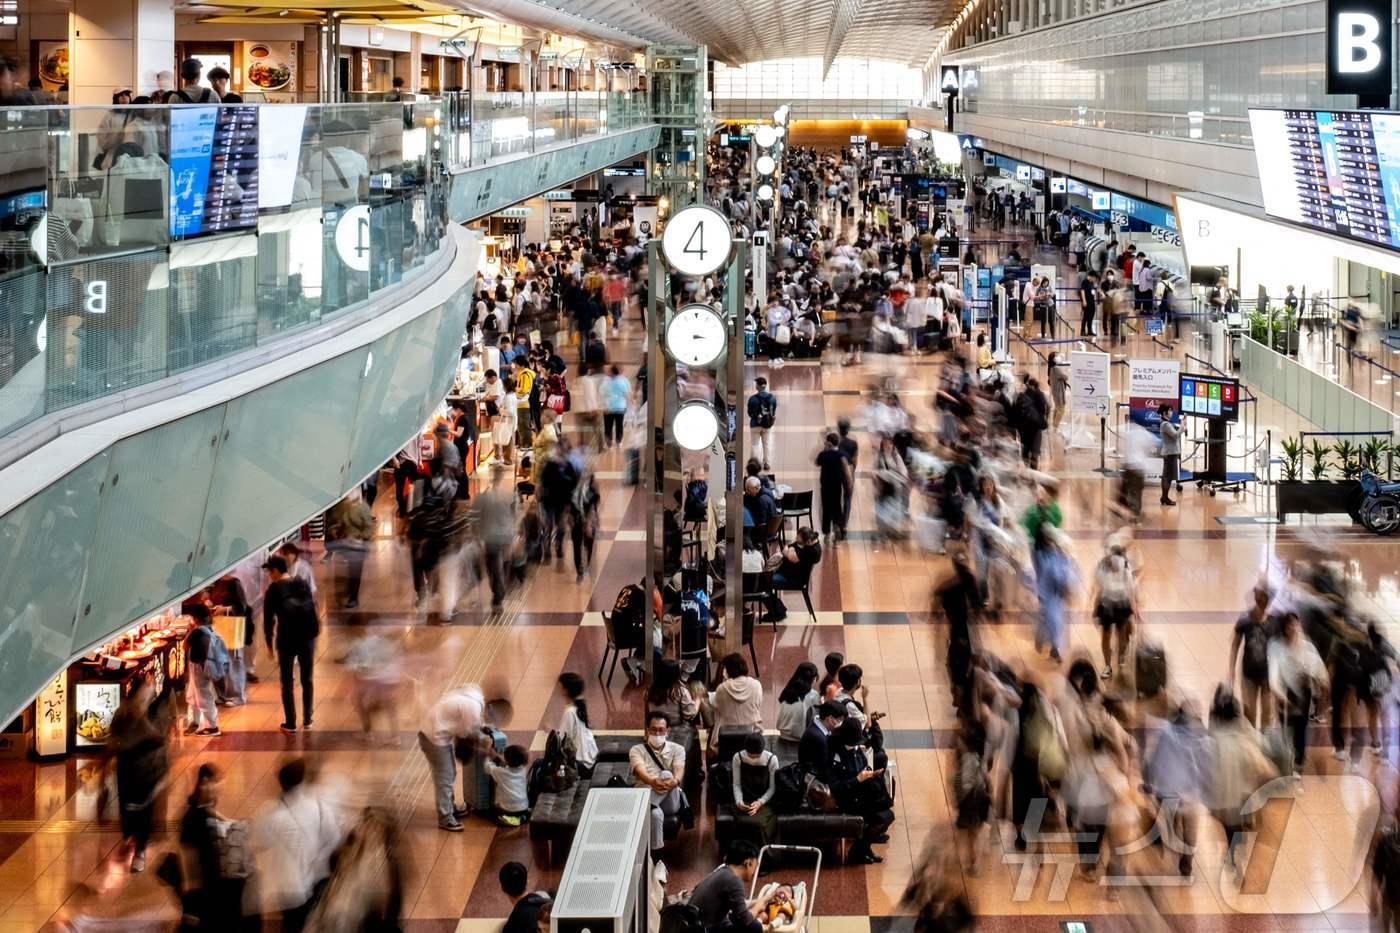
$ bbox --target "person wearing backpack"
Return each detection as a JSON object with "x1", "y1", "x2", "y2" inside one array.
[
  {"x1": 1229, "y1": 587, "x2": 1275, "y2": 729},
  {"x1": 173, "y1": 58, "x2": 219, "y2": 104},
  {"x1": 1092, "y1": 536, "x2": 1138, "y2": 680},
  {"x1": 263, "y1": 555, "x2": 320, "y2": 734},
  {"x1": 183, "y1": 604, "x2": 225, "y2": 737},
  {"x1": 746, "y1": 377, "x2": 778, "y2": 470}
]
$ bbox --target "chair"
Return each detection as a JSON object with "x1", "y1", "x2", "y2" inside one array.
[
  {"x1": 598, "y1": 611, "x2": 623, "y2": 686},
  {"x1": 740, "y1": 601, "x2": 760, "y2": 676},
  {"x1": 772, "y1": 572, "x2": 818, "y2": 623},
  {"x1": 779, "y1": 490, "x2": 814, "y2": 542},
  {"x1": 761, "y1": 514, "x2": 784, "y2": 557},
  {"x1": 743, "y1": 571, "x2": 778, "y2": 633}
]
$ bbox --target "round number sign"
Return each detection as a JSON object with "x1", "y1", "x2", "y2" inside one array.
[
  {"x1": 335, "y1": 204, "x2": 373, "y2": 273},
  {"x1": 661, "y1": 204, "x2": 732, "y2": 277}
]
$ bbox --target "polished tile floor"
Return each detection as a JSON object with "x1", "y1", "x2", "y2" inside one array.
[{"x1": 5, "y1": 226, "x2": 1400, "y2": 933}]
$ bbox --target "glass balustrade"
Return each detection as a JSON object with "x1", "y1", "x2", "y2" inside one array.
[{"x1": 0, "y1": 91, "x2": 652, "y2": 441}]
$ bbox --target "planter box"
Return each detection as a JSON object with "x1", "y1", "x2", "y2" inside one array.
[{"x1": 1277, "y1": 481, "x2": 1361, "y2": 522}]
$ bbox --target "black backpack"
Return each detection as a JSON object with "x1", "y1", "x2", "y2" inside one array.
[
  {"x1": 659, "y1": 903, "x2": 705, "y2": 933},
  {"x1": 531, "y1": 731, "x2": 578, "y2": 799},
  {"x1": 684, "y1": 480, "x2": 708, "y2": 522},
  {"x1": 755, "y1": 396, "x2": 776, "y2": 429},
  {"x1": 277, "y1": 578, "x2": 320, "y2": 642},
  {"x1": 772, "y1": 762, "x2": 808, "y2": 814}
]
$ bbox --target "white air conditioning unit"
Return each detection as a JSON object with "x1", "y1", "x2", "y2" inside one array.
[{"x1": 553, "y1": 788, "x2": 651, "y2": 933}]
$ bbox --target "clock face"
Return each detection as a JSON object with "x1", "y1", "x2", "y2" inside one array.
[
  {"x1": 672, "y1": 402, "x2": 720, "y2": 451},
  {"x1": 665, "y1": 304, "x2": 728, "y2": 367}
]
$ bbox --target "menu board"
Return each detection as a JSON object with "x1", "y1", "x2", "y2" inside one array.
[
  {"x1": 1179, "y1": 372, "x2": 1239, "y2": 422},
  {"x1": 1249, "y1": 108, "x2": 1400, "y2": 250},
  {"x1": 170, "y1": 105, "x2": 260, "y2": 238}
]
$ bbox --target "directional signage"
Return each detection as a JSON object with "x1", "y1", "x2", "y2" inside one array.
[
  {"x1": 1070, "y1": 350, "x2": 1111, "y2": 415},
  {"x1": 940, "y1": 65, "x2": 961, "y2": 96}
]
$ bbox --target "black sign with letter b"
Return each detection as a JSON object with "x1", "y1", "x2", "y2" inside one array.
[{"x1": 1326, "y1": 0, "x2": 1392, "y2": 97}]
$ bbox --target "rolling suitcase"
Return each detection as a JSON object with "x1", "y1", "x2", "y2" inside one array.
[
  {"x1": 1135, "y1": 640, "x2": 1167, "y2": 698},
  {"x1": 460, "y1": 726, "x2": 507, "y2": 813},
  {"x1": 744, "y1": 329, "x2": 757, "y2": 357}
]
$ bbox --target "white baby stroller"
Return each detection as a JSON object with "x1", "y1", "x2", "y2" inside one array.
[{"x1": 749, "y1": 845, "x2": 821, "y2": 933}]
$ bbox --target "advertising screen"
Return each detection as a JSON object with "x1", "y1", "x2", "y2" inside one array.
[
  {"x1": 1179, "y1": 372, "x2": 1240, "y2": 422},
  {"x1": 258, "y1": 104, "x2": 308, "y2": 210},
  {"x1": 1249, "y1": 108, "x2": 1400, "y2": 250},
  {"x1": 170, "y1": 105, "x2": 260, "y2": 238}
]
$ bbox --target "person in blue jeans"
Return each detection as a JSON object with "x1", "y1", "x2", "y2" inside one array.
[{"x1": 601, "y1": 364, "x2": 631, "y2": 448}]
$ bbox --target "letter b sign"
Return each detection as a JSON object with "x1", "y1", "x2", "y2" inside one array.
[{"x1": 1327, "y1": 0, "x2": 1392, "y2": 96}]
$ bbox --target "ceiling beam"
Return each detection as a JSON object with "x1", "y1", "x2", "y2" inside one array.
[{"x1": 821, "y1": 0, "x2": 861, "y2": 77}]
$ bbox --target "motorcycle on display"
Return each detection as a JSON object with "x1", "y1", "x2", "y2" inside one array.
[{"x1": 1359, "y1": 471, "x2": 1400, "y2": 535}]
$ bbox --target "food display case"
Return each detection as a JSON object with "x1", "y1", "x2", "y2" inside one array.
[{"x1": 66, "y1": 610, "x2": 192, "y2": 752}]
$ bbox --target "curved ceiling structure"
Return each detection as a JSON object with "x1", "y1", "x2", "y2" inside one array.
[{"x1": 182, "y1": 0, "x2": 949, "y2": 69}]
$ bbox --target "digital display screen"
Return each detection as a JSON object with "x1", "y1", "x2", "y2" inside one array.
[
  {"x1": 1179, "y1": 372, "x2": 1240, "y2": 422},
  {"x1": 258, "y1": 104, "x2": 308, "y2": 210},
  {"x1": 170, "y1": 105, "x2": 260, "y2": 238},
  {"x1": 1249, "y1": 108, "x2": 1400, "y2": 249}
]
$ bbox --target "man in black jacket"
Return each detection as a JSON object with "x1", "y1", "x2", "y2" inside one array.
[
  {"x1": 797, "y1": 701, "x2": 846, "y2": 784},
  {"x1": 263, "y1": 555, "x2": 320, "y2": 733}
]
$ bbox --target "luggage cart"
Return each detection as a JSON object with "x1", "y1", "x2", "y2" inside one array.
[{"x1": 747, "y1": 845, "x2": 822, "y2": 933}]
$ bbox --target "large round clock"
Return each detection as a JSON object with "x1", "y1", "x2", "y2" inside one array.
[
  {"x1": 672, "y1": 401, "x2": 721, "y2": 452},
  {"x1": 665, "y1": 303, "x2": 728, "y2": 367}
]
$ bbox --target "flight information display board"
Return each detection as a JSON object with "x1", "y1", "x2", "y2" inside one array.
[
  {"x1": 170, "y1": 105, "x2": 260, "y2": 238},
  {"x1": 1249, "y1": 108, "x2": 1400, "y2": 249}
]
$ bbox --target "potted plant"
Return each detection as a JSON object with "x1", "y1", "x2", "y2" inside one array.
[
  {"x1": 1360, "y1": 437, "x2": 1388, "y2": 476},
  {"x1": 1280, "y1": 436, "x2": 1302, "y2": 482},
  {"x1": 1277, "y1": 435, "x2": 1364, "y2": 522},
  {"x1": 1308, "y1": 439, "x2": 1330, "y2": 481},
  {"x1": 1335, "y1": 440, "x2": 1361, "y2": 480}
]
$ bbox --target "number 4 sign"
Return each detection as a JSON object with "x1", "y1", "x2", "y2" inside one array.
[{"x1": 661, "y1": 204, "x2": 733, "y2": 277}]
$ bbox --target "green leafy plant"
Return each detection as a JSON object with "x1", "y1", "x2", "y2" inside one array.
[
  {"x1": 1280, "y1": 436, "x2": 1302, "y2": 482},
  {"x1": 1361, "y1": 437, "x2": 1388, "y2": 474},
  {"x1": 1308, "y1": 439, "x2": 1331, "y2": 481},
  {"x1": 1335, "y1": 440, "x2": 1361, "y2": 480}
]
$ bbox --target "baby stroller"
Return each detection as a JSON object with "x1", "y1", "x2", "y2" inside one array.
[{"x1": 748, "y1": 845, "x2": 821, "y2": 933}]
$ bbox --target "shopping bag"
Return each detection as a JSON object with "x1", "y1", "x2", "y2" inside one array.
[{"x1": 914, "y1": 514, "x2": 946, "y2": 554}]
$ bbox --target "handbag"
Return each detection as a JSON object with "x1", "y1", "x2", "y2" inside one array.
[
  {"x1": 742, "y1": 548, "x2": 764, "y2": 574},
  {"x1": 774, "y1": 324, "x2": 792, "y2": 345},
  {"x1": 806, "y1": 774, "x2": 838, "y2": 812}
]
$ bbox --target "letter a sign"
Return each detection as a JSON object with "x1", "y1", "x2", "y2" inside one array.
[
  {"x1": 1326, "y1": 0, "x2": 1391, "y2": 96},
  {"x1": 940, "y1": 65, "x2": 961, "y2": 96}
]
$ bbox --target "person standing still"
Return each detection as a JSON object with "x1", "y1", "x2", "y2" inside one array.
[
  {"x1": 1158, "y1": 404, "x2": 1180, "y2": 507},
  {"x1": 263, "y1": 555, "x2": 320, "y2": 733},
  {"x1": 815, "y1": 432, "x2": 853, "y2": 545},
  {"x1": 747, "y1": 376, "x2": 778, "y2": 470}
]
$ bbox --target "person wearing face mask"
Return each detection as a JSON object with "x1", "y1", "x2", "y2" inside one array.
[
  {"x1": 630, "y1": 712, "x2": 691, "y2": 849},
  {"x1": 729, "y1": 733, "x2": 779, "y2": 845},
  {"x1": 831, "y1": 718, "x2": 892, "y2": 864}
]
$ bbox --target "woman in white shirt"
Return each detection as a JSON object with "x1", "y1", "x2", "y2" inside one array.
[
  {"x1": 902, "y1": 285, "x2": 929, "y2": 353},
  {"x1": 775, "y1": 661, "x2": 820, "y2": 745},
  {"x1": 557, "y1": 672, "x2": 598, "y2": 776},
  {"x1": 493, "y1": 376, "x2": 519, "y2": 466}
]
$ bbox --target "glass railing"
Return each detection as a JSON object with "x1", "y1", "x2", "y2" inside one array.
[
  {"x1": 0, "y1": 100, "x2": 452, "y2": 440},
  {"x1": 0, "y1": 92, "x2": 653, "y2": 443},
  {"x1": 441, "y1": 89, "x2": 650, "y2": 166}
]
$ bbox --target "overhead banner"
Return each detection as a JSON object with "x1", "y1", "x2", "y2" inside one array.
[
  {"x1": 940, "y1": 65, "x2": 961, "y2": 96},
  {"x1": 1127, "y1": 358, "x2": 1180, "y2": 431}
]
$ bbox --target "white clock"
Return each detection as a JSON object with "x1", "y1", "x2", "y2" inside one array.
[
  {"x1": 661, "y1": 204, "x2": 732, "y2": 277},
  {"x1": 665, "y1": 303, "x2": 728, "y2": 367},
  {"x1": 672, "y1": 401, "x2": 721, "y2": 451}
]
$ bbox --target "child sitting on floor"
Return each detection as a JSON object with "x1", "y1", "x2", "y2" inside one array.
[{"x1": 483, "y1": 744, "x2": 531, "y2": 826}]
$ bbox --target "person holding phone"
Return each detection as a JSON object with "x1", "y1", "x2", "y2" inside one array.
[{"x1": 831, "y1": 718, "x2": 893, "y2": 864}]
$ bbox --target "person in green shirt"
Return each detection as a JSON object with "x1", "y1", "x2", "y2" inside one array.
[{"x1": 1021, "y1": 482, "x2": 1063, "y2": 543}]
